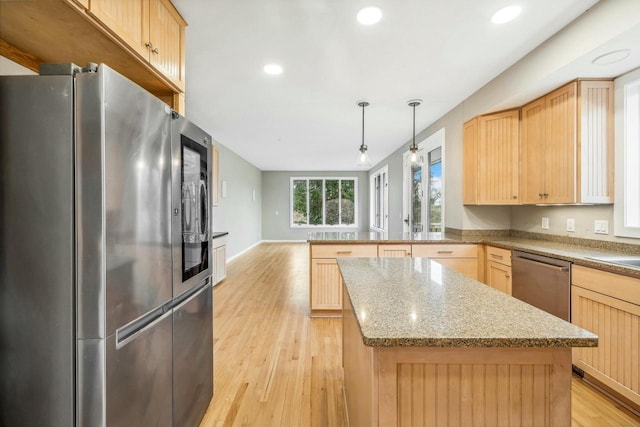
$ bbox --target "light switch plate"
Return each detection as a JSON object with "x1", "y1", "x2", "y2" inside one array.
[
  {"x1": 541, "y1": 217, "x2": 550, "y2": 230},
  {"x1": 594, "y1": 220, "x2": 609, "y2": 234},
  {"x1": 566, "y1": 218, "x2": 575, "y2": 232}
]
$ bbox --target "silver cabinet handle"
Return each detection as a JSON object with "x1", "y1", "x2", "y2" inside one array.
[
  {"x1": 437, "y1": 250, "x2": 454, "y2": 254},
  {"x1": 152, "y1": 47, "x2": 159, "y2": 54},
  {"x1": 505, "y1": 274, "x2": 511, "y2": 278},
  {"x1": 145, "y1": 42, "x2": 153, "y2": 49},
  {"x1": 490, "y1": 253, "x2": 504, "y2": 259},
  {"x1": 336, "y1": 251, "x2": 352, "y2": 254}
]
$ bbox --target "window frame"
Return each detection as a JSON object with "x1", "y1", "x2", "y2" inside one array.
[
  {"x1": 614, "y1": 68, "x2": 640, "y2": 239},
  {"x1": 369, "y1": 165, "x2": 388, "y2": 232},
  {"x1": 289, "y1": 177, "x2": 359, "y2": 228}
]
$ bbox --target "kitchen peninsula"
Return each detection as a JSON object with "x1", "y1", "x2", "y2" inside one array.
[{"x1": 339, "y1": 257, "x2": 597, "y2": 427}]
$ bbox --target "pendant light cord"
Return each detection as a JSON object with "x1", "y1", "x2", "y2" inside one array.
[
  {"x1": 412, "y1": 103, "x2": 416, "y2": 150},
  {"x1": 362, "y1": 103, "x2": 365, "y2": 149}
]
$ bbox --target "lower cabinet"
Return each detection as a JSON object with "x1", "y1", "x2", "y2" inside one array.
[
  {"x1": 213, "y1": 236, "x2": 227, "y2": 285},
  {"x1": 309, "y1": 243, "x2": 478, "y2": 316},
  {"x1": 310, "y1": 244, "x2": 377, "y2": 316},
  {"x1": 485, "y1": 246, "x2": 512, "y2": 295},
  {"x1": 310, "y1": 259, "x2": 342, "y2": 311},
  {"x1": 411, "y1": 244, "x2": 479, "y2": 280},
  {"x1": 571, "y1": 266, "x2": 640, "y2": 409}
]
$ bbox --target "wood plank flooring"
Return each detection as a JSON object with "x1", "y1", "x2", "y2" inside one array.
[{"x1": 200, "y1": 242, "x2": 640, "y2": 427}]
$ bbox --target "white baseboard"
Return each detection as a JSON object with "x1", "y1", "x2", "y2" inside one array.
[
  {"x1": 227, "y1": 240, "x2": 308, "y2": 263},
  {"x1": 227, "y1": 240, "x2": 263, "y2": 263}
]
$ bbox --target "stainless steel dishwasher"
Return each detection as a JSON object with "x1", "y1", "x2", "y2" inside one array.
[{"x1": 511, "y1": 250, "x2": 572, "y2": 321}]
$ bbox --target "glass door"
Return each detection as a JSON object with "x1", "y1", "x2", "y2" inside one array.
[
  {"x1": 403, "y1": 128, "x2": 445, "y2": 236},
  {"x1": 403, "y1": 149, "x2": 425, "y2": 233}
]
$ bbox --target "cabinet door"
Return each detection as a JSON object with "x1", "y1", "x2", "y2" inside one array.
[
  {"x1": 578, "y1": 80, "x2": 614, "y2": 203},
  {"x1": 89, "y1": 0, "x2": 149, "y2": 59},
  {"x1": 520, "y1": 97, "x2": 546, "y2": 204},
  {"x1": 544, "y1": 82, "x2": 577, "y2": 203},
  {"x1": 477, "y1": 110, "x2": 520, "y2": 204},
  {"x1": 378, "y1": 244, "x2": 411, "y2": 258},
  {"x1": 572, "y1": 285, "x2": 640, "y2": 407},
  {"x1": 433, "y1": 258, "x2": 478, "y2": 281},
  {"x1": 148, "y1": 0, "x2": 186, "y2": 90},
  {"x1": 486, "y1": 261, "x2": 512, "y2": 295},
  {"x1": 214, "y1": 245, "x2": 226, "y2": 284},
  {"x1": 311, "y1": 259, "x2": 342, "y2": 310},
  {"x1": 462, "y1": 118, "x2": 478, "y2": 205}
]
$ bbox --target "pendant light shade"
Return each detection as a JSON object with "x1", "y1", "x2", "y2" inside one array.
[
  {"x1": 356, "y1": 101, "x2": 371, "y2": 168},
  {"x1": 408, "y1": 99, "x2": 422, "y2": 164}
]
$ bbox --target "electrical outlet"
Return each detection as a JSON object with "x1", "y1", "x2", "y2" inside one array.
[
  {"x1": 566, "y1": 218, "x2": 575, "y2": 232},
  {"x1": 594, "y1": 220, "x2": 609, "y2": 234},
  {"x1": 541, "y1": 217, "x2": 550, "y2": 230}
]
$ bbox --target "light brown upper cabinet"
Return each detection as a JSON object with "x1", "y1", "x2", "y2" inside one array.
[
  {"x1": 89, "y1": 0, "x2": 186, "y2": 91},
  {"x1": 520, "y1": 80, "x2": 614, "y2": 204},
  {"x1": 462, "y1": 118, "x2": 478, "y2": 205},
  {"x1": 464, "y1": 109, "x2": 520, "y2": 205}
]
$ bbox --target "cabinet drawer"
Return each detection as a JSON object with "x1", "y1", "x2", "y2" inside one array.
[
  {"x1": 378, "y1": 244, "x2": 411, "y2": 258},
  {"x1": 411, "y1": 244, "x2": 477, "y2": 258},
  {"x1": 311, "y1": 244, "x2": 378, "y2": 259},
  {"x1": 572, "y1": 265, "x2": 640, "y2": 306},
  {"x1": 486, "y1": 246, "x2": 511, "y2": 266}
]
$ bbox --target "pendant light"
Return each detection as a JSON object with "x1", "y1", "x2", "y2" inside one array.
[
  {"x1": 408, "y1": 99, "x2": 422, "y2": 164},
  {"x1": 356, "y1": 101, "x2": 371, "y2": 168}
]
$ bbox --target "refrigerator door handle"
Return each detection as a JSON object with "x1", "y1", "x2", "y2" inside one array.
[
  {"x1": 173, "y1": 281, "x2": 211, "y2": 312},
  {"x1": 116, "y1": 306, "x2": 173, "y2": 349}
]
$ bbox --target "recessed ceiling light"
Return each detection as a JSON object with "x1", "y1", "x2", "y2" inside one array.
[
  {"x1": 491, "y1": 5, "x2": 521, "y2": 24},
  {"x1": 357, "y1": 7, "x2": 382, "y2": 25},
  {"x1": 263, "y1": 64, "x2": 283, "y2": 75},
  {"x1": 592, "y1": 49, "x2": 631, "y2": 65}
]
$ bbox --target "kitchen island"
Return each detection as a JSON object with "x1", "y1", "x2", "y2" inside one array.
[{"x1": 338, "y1": 257, "x2": 597, "y2": 427}]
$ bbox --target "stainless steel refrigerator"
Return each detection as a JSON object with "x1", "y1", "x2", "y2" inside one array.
[{"x1": 0, "y1": 63, "x2": 213, "y2": 427}]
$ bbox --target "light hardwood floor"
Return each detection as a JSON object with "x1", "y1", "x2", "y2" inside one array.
[{"x1": 200, "y1": 242, "x2": 640, "y2": 427}]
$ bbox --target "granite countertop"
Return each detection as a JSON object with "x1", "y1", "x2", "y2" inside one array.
[
  {"x1": 338, "y1": 257, "x2": 598, "y2": 348},
  {"x1": 485, "y1": 238, "x2": 640, "y2": 279},
  {"x1": 309, "y1": 231, "x2": 640, "y2": 279},
  {"x1": 307, "y1": 231, "x2": 478, "y2": 243}
]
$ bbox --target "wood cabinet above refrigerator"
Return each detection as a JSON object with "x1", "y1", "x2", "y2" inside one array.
[{"x1": 0, "y1": 0, "x2": 186, "y2": 111}]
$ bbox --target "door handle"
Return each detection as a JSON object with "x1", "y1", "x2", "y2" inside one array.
[{"x1": 403, "y1": 216, "x2": 410, "y2": 225}]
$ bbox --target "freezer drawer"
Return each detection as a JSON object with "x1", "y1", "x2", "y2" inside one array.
[
  {"x1": 78, "y1": 309, "x2": 173, "y2": 427},
  {"x1": 173, "y1": 282, "x2": 213, "y2": 427}
]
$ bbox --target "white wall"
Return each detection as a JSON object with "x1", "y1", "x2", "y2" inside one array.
[
  {"x1": 212, "y1": 142, "x2": 262, "y2": 258},
  {"x1": 0, "y1": 56, "x2": 36, "y2": 75}
]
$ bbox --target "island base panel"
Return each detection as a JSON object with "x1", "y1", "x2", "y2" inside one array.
[{"x1": 343, "y1": 290, "x2": 572, "y2": 427}]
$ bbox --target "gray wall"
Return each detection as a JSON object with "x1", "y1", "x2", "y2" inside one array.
[
  {"x1": 369, "y1": 1, "x2": 640, "y2": 243},
  {"x1": 262, "y1": 171, "x2": 369, "y2": 240},
  {"x1": 212, "y1": 142, "x2": 262, "y2": 258}
]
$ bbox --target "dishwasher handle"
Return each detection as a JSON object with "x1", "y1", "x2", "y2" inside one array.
[{"x1": 513, "y1": 256, "x2": 570, "y2": 272}]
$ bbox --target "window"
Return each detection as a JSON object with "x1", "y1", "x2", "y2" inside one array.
[
  {"x1": 614, "y1": 70, "x2": 640, "y2": 239},
  {"x1": 369, "y1": 165, "x2": 388, "y2": 231},
  {"x1": 290, "y1": 177, "x2": 358, "y2": 227}
]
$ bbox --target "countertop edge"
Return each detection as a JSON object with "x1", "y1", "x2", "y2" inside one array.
[{"x1": 361, "y1": 336, "x2": 599, "y2": 348}]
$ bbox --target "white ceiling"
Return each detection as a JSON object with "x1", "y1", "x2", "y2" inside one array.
[{"x1": 173, "y1": 0, "x2": 606, "y2": 171}]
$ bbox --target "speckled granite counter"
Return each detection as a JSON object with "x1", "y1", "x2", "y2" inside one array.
[
  {"x1": 485, "y1": 237, "x2": 640, "y2": 279},
  {"x1": 309, "y1": 231, "x2": 640, "y2": 279},
  {"x1": 307, "y1": 231, "x2": 476, "y2": 244},
  {"x1": 338, "y1": 257, "x2": 597, "y2": 348}
]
